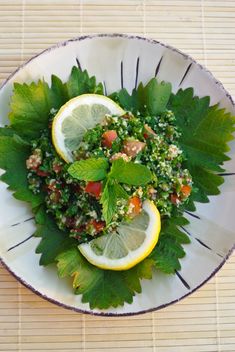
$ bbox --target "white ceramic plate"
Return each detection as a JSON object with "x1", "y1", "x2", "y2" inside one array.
[{"x1": 0, "y1": 34, "x2": 234, "y2": 316}]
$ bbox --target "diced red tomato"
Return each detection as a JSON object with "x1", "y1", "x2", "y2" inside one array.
[
  {"x1": 85, "y1": 181, "x2": 102, "y2": 198},
  {"x1": 47, "y1": 180, "x2": 57, "y2": 191},
  {"x1": 102, "y1": 130, "x2": 118, "y2": 148},
  {"x1": 71, "y1": 225, "x2": 86, "y2": 240},
  {"x1": 30, "y1": 165, "x2": 39, "y2": 171},
  {"x1": 123, "y1": 140, "x2": 146, "y2": 157},
  {"x1": 128, "y1": 196, "x2": 142, "y2": 217},
  {"x1": 143, "y1": 124, "x2": 156, "y2": 139},
  {"x1": 66, "y1": 217, "x2": 76, "y2": 228},
  {"x1": 181, "y1": 185, "x2": 192, "y2": 197},
  {"x1": 170, "y1": 193, "x2": 180, "y2": 205},
  {"x1": 91, "y1": 220, "x2": 105, "y2": 233},
  {"x1": 53, "y1": 163, "x2": 63, "y2": 174},
  {"x1": 50, "y1": 190, "x2": 61, "y2": 203},
  {"x1": 73, "y1": 225, "x2": 86, "y2": 233},
  {"x1": 36, "y1": 169, "x2": 50, "y2": 177}
]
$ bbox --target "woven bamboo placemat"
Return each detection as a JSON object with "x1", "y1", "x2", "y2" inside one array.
[{"x1": 0, "y1": 1, "x2": 235, "y2": 351}]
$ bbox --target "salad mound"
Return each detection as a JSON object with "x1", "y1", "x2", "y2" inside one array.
[
  {"x1": 0, "y1": 66, "x2": 234, "y2": 309},
  {"x1": 26, "y1": 108, "x2": 192, "y2": 244}
]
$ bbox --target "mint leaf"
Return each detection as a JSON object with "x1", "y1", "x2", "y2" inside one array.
[
  {"x1": 68, "y1": 158, "x2": 109, "y2": 181},
  {"x1": 100, "y1": 182, "x2": 129, "y2": 224},
  {"x1": 56, "y1": 247, "x2": 154, "y2": 309},
  {"x1": 100, "y1": 180, "x2": 117, "y2": 224},
  {"x1": 0, "y1": 133, "x2": 43, "y2": 208},
  {"x1": 35, "y1": 206, "x2": 76, "y2": 265},
  {"x1": 110, "y1": 159, "x2": 152, "y2": 185},
  {"x1": 168, "y1": 88, "x2": 235, "y2": 207},
  {"x1": 67, "y1": 67, "x2": 103, "y2": 99},
  {"x1": 113, "y1": 183, "x2": 129, "y2": 199}
]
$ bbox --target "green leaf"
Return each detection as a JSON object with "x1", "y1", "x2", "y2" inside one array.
[
  {"x1": 150, "y1": 214, "x2": 190, "y2": 274},
  {"x1": 0, "y1": 127, "x2": 14, "y2": 137},
  {"x1": 78, "y1": 270, "x2": 134, "y2": 309},
  {"x1": 110, "y1": 158, "x2": 152, "y2": 185},
  {"x1": 100, "y1": 182, "x2": 128, "y2": 224},
  {"x1": 66, "y1": 66, "x2": 103, "y2": 99},
  {"x1": 9, "y1": 80, "x2": 54, "y2": 141},
  {"x1": 51, "y1": 74, "x2": 69, "y2": 108},
  {"x1": 34, "y1": 206, "x2": 76, "y2": 266},
  {"x1": 0, "y1": 134, "x2": 43, "y2": 208},
  {"x1": 168, "y1": 88, "x2": 235, "y2": 206},
  {"x1": 100, "y1": 180, "x2": 117, "y2": 224},
  {"x1": 113, "y1": 183, "x2": 129, "y2": 199},
  {"x1": 151, "y1": 235, "x2": 185, "y2": 274},
  {"x1": 8, "y1": 67, "x2": 104, "y2": 141},
  {"x1": 68, "y1": 158, "x2": 109, "y2": 181},
  {"x1": 56, "y1": 247, "x2": 155, "y2": 309},
  {"x1": 143, "y1": 78, "x2": 172, "y2": 115},
  {"x1": 123, "y1": 258, "x2": 154, "y2": 293},
  {"x1": 111, "y1": 78, "x2": 172, "y2": 115},
  {"x1": 110, "y1": 88, "x2": 140, "y2": 113}
]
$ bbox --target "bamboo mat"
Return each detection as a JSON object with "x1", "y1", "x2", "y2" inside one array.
[{"x1": 0, "y1": 1, "x2": 235, "y2": 351}]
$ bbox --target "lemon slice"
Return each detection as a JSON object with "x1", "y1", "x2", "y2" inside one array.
[
  {"x1": 52, "y1": 94, "x2": 125, "y2": 162},
  {"x1": 79, "y1": 200, "x2": 161, "y2": 271}
]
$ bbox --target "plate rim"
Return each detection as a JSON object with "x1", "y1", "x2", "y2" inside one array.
[{"x1": 0, "y1": 33, "x2": 234, "y2": 316}]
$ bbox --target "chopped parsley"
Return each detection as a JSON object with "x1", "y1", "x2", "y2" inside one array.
[{"x1": 26, "y1": 109, "x2": 192, "y2": 243}]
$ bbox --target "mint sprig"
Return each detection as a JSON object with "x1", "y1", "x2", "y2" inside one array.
[
  {"x1": 100, "y1": 180, "x2": 117, "y2": 224},
  {"x1": 68, "y1": 157, "x2": 153, "y2": 223},
  {"x1": 110, "y1": 158, "x2": 153, "y2": 185},
  {"x1": 68, "y1": 158, "x2": 109, "y2": 181}
]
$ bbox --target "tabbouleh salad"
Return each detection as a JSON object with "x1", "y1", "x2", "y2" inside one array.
[{"x1": 26, "y1": 109, "x2": 192, "y2": 243}]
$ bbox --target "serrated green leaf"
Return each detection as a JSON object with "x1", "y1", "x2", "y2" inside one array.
[
  {"x1": 144, "y1": 78, "x2": 172, "y2": 115},
  {"x1": 56, "y1": 247, "x2": 154, "y2": 309},
  {"x1": 51, "y1": 74, "x2": 69, "y2": 108},
  {"x1": 111, "y1": 78, "x2": 171, "y2": 115},
  {"x1": 168, "y1": 88, "x2": 235, "y2": 207},
  {"x1": 123, "y1": 258, "x2": 155, "y2": 293},
  {"x1": 9, "y1": 80, "x2": 53, "y2": 140},
  {"x1": 67, "y1": 66, "x2": 103, "y2": 99},
  {"x1": 110, "y1": 158, "x2": 152, "y2": 186},
  {"x1": 68, "y1": 158, "x2": 109, "y2": 181},
  {"x1": 110, "y1": 88, "x2": 139, "y2": 113},
  {"x1": 0, "y1": 134, "x2": 43, "y2": 208},
  {"x1": 150, "y1": 214, "x2": 190, "y2": 274},
  {"x1": 8, "y1": 67, "x2": 104, "y2": 141},
  {"x1": 0, "y1": 127, "x2": 14, "y2": 137},
  {"x1": 150, "y1": 235, "x2": 185, "y2": 274},
  {"x1": 34, "y1": 206, "x2": 76, "y2": 266}
]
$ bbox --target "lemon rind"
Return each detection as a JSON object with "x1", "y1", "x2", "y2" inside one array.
[{"x1": 79, "y1": 200, "x2": 161, "y2": 271}]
